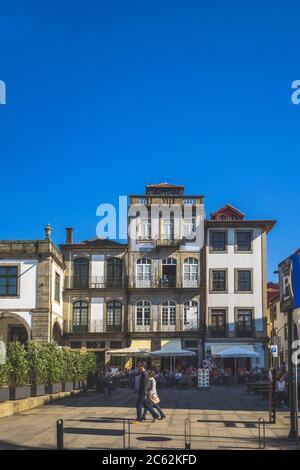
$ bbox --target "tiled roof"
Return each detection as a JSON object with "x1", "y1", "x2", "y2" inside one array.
[
  {"x1": 60, "y1": 238, "x2": 127, "y2": 248},
  {"x1": 146, "y1": 182, "x2": 184, "y2": 189},
  {"x1": 211, "y1": 204, "x2": 245, "y2": 219}
]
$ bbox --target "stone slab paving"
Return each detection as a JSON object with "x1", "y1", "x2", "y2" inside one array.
[{"x1": 0, "y1": 385, "x2": 298, "y2": 450}]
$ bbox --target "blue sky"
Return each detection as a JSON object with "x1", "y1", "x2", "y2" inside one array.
[{"x1": 0, "y1": 1, "x2": 299, "y2": 280}]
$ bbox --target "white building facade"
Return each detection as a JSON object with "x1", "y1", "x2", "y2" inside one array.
[{"x1": 205, "y1": 204, "x2": 276, "y2": 370}]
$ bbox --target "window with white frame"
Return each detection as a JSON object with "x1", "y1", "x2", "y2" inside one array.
[
  {"x1": 183, "y1": 258, "x2": 198, "y2": 287},
  {"x1": 162, "y1": 214, "x2": 175, "y2": 240},
  {"x1": 184, "y1": 300, "x2": 198, "y2": 327},
  {"x1": 136, "y1": 258, "x2": 151, "y2": 286},
  {"x1": 138, "y1": 218, "x2": 151, "y2": 240},
  {"x1": 161, "y1": 300, "x2": 176, "y2": 326},
  {"x1": 136, "y1": 300, "x2": 151, "y2": 326}
]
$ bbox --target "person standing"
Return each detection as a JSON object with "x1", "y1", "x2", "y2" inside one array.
[
  {"x1": 142, "y1": 371, "x2": 166, "y2": 420},
  {"x1": 134, "y1": 362, "x2": 159, "y2": 423}
]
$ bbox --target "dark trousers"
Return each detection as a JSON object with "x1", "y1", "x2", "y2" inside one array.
[
  {"x1": 142, "y1": 402, "x2": 166, "y2": 420},
  {"x1": 136, "y1": 394, "x2": 159, "y2": 421}
]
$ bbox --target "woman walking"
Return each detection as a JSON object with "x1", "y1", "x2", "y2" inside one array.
[{"x1": 142, "y1": 371, "x2": 166, "y2": 420}]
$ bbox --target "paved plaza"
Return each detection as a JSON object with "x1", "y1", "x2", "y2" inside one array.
[{"x1": 0, "y1": 385, "x2": 298, "y2": 450}]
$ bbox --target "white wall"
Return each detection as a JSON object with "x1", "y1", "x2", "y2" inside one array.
[
  {"x1": 91, "y1": 254, "x2": 105, "y2": 279},
  {"x1": 207, "y1": 228, "x2": 263, "y2": 332},
  {"x1": 90, "y1": 297, "x2": 104, "y2": 332},
  {"x1": 0, "y1": 259, "x2": 37, "y2": 310}
]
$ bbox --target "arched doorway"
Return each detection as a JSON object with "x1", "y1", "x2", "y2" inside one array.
[
  {"x1": 0, "y1": 312, "x2": 30, "y2": 345},
  {"x1": 52, "y1": 321, "x2": 62, "y2": 344}
]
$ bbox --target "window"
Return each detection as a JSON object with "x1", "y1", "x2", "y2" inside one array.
[
  {"x1": 136, "y1": 300, "x2": 151, "y2": 327},
  {"x1": 106, "y1": 301, "x2": 122, "y2": 332},
  {"x1": 70, "y1": 342, "x2": 82, "y2": 349},
  {"x1": 184, "y1": 218, "x2": 196, "y2": 238},
  {"x1": 183, "y1": 300, "x2": 198, "y2": 329},
  {"x1": 210, "y1": 231, "x2": 227, "y2": 251},
  {"x1": 183, "y1": 258, "x2": 198, "y2": 287},
  {"x1": 161, "y1": 301, "x2": 176, "y2": 326},
  {"x1": 54, "y1": 272, "x2": 60, "y2": 303},
  {"x1": 86, "y1": 341, "x2": 105, "y2": 349},
  {"x1": 0, "y1": 266, "x2": 18, "y2": 296},
  {"x1": 211, "y1": 270, "x2": 227, "y2": 291},
  {"x1": 72, "y1": 300, "x2": 88, "y2": 333},
  {"x1": 185, "y1": 340, "x2": 198, "y2": 348},
  {"x1": 73, "y1": 258, "x2": 89, "y2": 288},
  {"x1": 236, "y1": 270, "x2": 252, "y2": 292},
  {"x1": 110, "y1": 341, "x2": 122, "y2": 349},
  {"x1": 106, "y1": 257, "x2": 123, "y2": 288},
  {"x1": 211, "y1": 309, "x2": 226, "y2": 337},
  {"x1": 161, "y1": 258, "x2": 177, "y2": 287},
  {"x1": 138, "y1": 218, "x2": 151, "y2": 240},
  {"x1": 236, "y1": 231, "x2": 252, "y2": 252},
  {"x1": 237, "y1": 309, "x2": 253, "y2": 337},
  {"x1": 136, "y1": 258, "x2": 152, "y2": 287},
  {"x1": 162, "y1": 214, "x2": 175, "y2": 240}
]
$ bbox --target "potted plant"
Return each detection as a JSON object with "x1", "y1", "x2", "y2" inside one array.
[
  {"x1": 44, "y1": 343, "x2": 63, "y2": 394},
  {"x1": 61, "y1": 349, "x2": 74, "y2": 392},
  {"x1": 6, "y1": 341, "x2": 30, "y2": 400},
  {"x1": 28, "y1": 341, "x2": 48, "y2": 397},
  {"x1": 0, "y1": 363, "x2": 9, "y2": 403},
  {"x1": 69, "y1": 350, "x2": 83, "y2": 390}
]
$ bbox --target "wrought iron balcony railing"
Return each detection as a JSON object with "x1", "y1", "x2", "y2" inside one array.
[
  {"x1": 65, "y1": 275, "x2": 125, "y2": 289},
  {"x1": 129, "y1": 276, "x2": 200, "y2": 288}
]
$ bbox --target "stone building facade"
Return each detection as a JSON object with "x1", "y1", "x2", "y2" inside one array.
[{"x1": 0, "y1": 225, "x2": 64, "y2": 345}]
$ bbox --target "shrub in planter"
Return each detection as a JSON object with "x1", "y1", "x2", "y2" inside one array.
[
  {"x1": 43, "y1": 343, "x2": 63, "y2": 394},
  {"x1": 6, "y1": 341, "x2": 30, "y2": 400},
  {"x1": 27, "y1": 341, "x2": 48, "y2": 397},
  {"x1": 60, "y1": 349, "x2": 74, "y2": 392},
  {"x1": 0, "y1": 363, "x2": 9, "y2": 403}
]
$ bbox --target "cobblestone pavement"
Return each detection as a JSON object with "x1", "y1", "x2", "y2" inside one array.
[{"x1": 0, "y1": 385, "x2": 298, "y2": 450}]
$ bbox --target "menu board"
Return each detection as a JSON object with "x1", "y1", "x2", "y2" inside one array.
[{"x1": 198, "y1": 368, "x2": 210, "y2": 389}]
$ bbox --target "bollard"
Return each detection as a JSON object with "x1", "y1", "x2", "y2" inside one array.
[
  {"x1": 185, "y1": 417, "x2": 191, "y2": 449},
  {"x1": 258, "y1": 417, "x2": 266, "y2": 449},
  {"x1": 127, "y1": 419, "x2": 131, "y2": 449},
  {"x1": 123, "y1": 419, "x2": 126, "y2": 449},
  {"x1": 56, "y1": 419, "x2": 64, "y2": 450}
]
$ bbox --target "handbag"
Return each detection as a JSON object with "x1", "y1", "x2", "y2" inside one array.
[{"x1": 149, "y1": 392, "x2": 160, "y2": 404}]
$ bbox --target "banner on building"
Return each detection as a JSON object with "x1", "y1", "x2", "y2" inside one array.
[{"x1": 279, "y1": 253, "x2": 300, "y2": 312}]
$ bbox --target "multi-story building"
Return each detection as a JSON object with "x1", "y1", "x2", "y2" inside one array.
[
  {"x1": 0, "y1": 185, "x2": 277, "y2": 374},
  {"x1": 205, "y1": 204, "x2": 276, "y2": 371},
  {"x1": 121, "y1": 183, "x2": 205, "y2": 369},
  {"x1": 60, "y1": 229, "x2": 127, "y2": 368},
  {"x1": 0, "y1": 225, "x2": 64, "y2": 345}
]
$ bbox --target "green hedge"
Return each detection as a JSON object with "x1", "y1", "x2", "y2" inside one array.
[{"x1": 1, "y1": 341, "x2": 96, "y2": 387}]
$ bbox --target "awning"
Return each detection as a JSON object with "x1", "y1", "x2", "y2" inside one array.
[
  {"x1": 107, "y1": 339, "x2": 151, "y2": 356},
  {"x1": 149, "y1": 338, "x2": 196, "y2": 357},
  {"x1": 210, "y1": 343, "x2": 258, "y2": 358}
]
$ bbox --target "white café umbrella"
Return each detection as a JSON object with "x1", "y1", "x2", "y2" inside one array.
[{"x1": 149, "y1": 339, "x2": 196, "y2": 371}]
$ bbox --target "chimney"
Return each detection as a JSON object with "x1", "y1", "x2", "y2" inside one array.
[
  {"x1": 66, "y1": 227, "x2": 73, "y2": 244},
  {"x1": 44, "y1": 223, "x2": 52, "y2": 240}
]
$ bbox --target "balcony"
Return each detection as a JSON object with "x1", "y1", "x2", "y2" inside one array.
[
  {"x1": 63, "y1": 320, "x2": 120, "y2": 334},
  {"x1": 130, "y1": 320, "x2": 200, "y2": 333},
  {"x1": 236, "y1": 328, "x2": 254, "y2": 338},
  {"x1": 130, "y1": 276, "x2": 200, "y2": 288},
  {"x1": 65, "y1": 275, "x2": 126, "y2": 289},
  {"x1": 156, "y1": 238, "x2": 181, "y2": 247}
]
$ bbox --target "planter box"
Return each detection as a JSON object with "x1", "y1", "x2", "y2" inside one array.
[
  {"x1": 0, "y1": 387, "x2": 9, "y2": 403},
  {"x1": 73, "y1": 380, "x2": 82, "y2": 390},
  {"x1": 31, "y1": 384, "x2": 46, "y2": 397},
  {"x1": 45, "y1": 383, "x2": 62, "y2": 394},
  {"x1": 9, "y1": 385, "x2": 31, "y2": 401},
  {"x1": 62, "y1": 381, "x2": 73, "y2": 392}
]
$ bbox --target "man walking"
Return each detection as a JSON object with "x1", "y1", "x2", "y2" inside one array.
[{"x1": 134, "y1": 362, "x2": 160, "y2": 423}]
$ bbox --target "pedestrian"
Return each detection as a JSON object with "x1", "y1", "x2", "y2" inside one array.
[
  {"x1": 277, "y1": 375, "x2": 287, "y2": 406},
  {"x1": 142, "y1": 371, "x2": 166, "y2": 421},
  {"x1": 133, "y1": 362, "x2": 160, "y2": 423}
]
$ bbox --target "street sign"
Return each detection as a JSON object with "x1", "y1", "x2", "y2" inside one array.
[
  {"x1": 270, "y1": 345, "x2": 278, "y2": 357},
  {"x1": 279, "y1": 253, "x2": 300, "y2": 312}
]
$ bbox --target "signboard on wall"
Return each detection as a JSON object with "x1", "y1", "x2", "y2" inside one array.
[
  {"x1": 198, "y1": 368, "x2": 210, "y2": 389},
  {"x1": 279, "y1": 254, "x2": 300, "y2": 312}
]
